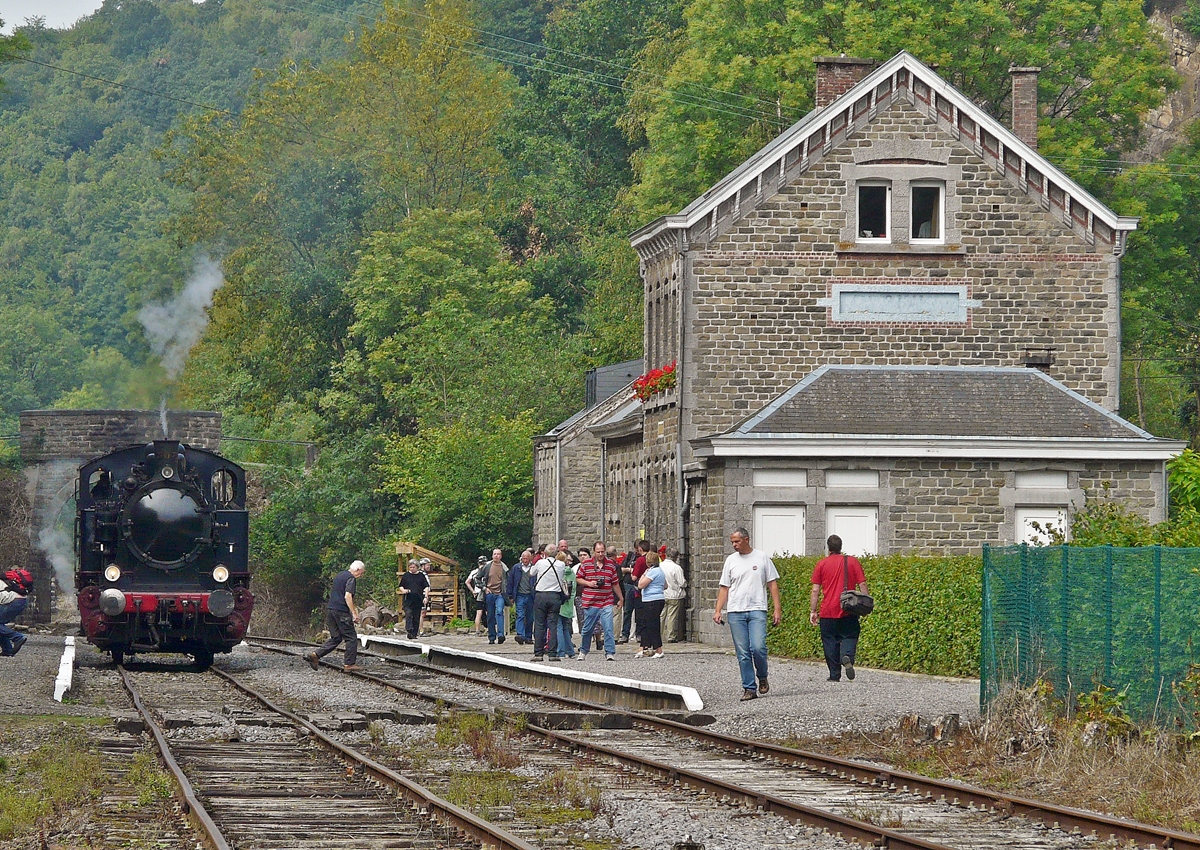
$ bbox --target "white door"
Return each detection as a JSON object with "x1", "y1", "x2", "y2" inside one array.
[
  {"x1": 826, "y1": 505, "x2": 878, "y2": 556},
  {"x1": 1015, "y1": 507, "x2": 1068, "y2": 545},
  {"x1": 754, "y1": 505, "x2": 805, "y2": 558}
]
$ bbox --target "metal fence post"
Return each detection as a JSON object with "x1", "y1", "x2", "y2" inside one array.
[
  {"x1": 1104, "y1": 545, "x2": 1114, "y2": 685},
  {"x1": 1060, "y1": 545, "x2": 1069, "y2": 688},
  {"x1": 981, "y1": 545, "x2": 991, "y2": 713},
  {"x1": 1153, "y1": 544, "x2": 1162, "y2": 690},
  {"x1": 1019, "y1": 543, "x2": 1030, "y2": 683}
]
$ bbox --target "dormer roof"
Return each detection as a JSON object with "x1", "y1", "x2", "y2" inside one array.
[{"x1": 631, "y1": 51, "x2": 1138, "y2": 261}]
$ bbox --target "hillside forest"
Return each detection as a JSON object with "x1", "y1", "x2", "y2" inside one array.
[{"x1": 2, "y1": 0, "x2": 1200, "y2": 613}]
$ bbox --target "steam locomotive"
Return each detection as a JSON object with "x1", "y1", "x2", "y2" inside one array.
[{"x1": 75, "y1": 440, "x2": 254, "y2": 666}]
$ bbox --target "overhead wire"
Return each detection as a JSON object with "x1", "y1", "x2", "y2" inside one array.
[
  {"x1": 278, "y1": 0, "x2": 787, "y2": 116},
  {"x1": 11, "y1": 0, "x2": 1200, "y2": 177},
  {"x1": 257, "y1": 0, "x2": 786, "y2": 124}
]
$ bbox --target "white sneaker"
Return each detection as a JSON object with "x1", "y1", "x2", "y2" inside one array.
[
  {"x1": 606, "y1": 654, "x2": 615, "y2": 661},
  {"x1": 576, "y1": 653, "x2": 587, "y2": 661},
  {"x1": 652, "y1": 651, "x2": 664, "y2": 658}
]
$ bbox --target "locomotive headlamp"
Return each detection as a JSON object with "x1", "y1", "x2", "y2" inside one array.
[
  {"x1": 99, "y1": 588, "x2": 126, "y2": 616},
  {"x1": 212, "y1": 565, "x2": 229, "y2": 583},
  {"x1": 103, "y1": 565, "x2": 121, "y2": 582},
  {"x1": 161, "y1": 466, "x2": 174, "y2": 479}
]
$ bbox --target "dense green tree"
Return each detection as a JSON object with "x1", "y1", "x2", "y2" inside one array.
[
  {"x1": 1112, "y1": 125, "x2": 1200, "y2": 446},
  {"x1": 624, "y1": 0, "x2": 1176, "y2": 219},
  {"x1": 378, "y1": 411, "x2": 542, "y2": 565}
]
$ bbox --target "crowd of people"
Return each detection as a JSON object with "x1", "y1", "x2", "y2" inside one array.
[
  {"x1": 306, "y1": 529, "x2": 869, "y2": 701},
  {"x1": 463, "y1": 539, "x2": 688, "y2": 661}
]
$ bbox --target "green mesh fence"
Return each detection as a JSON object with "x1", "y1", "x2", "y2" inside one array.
[{"x1": 982, "y1": 544, "x2": 1200, "y2": 725}]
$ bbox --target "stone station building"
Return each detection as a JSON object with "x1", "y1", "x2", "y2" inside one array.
[{"x1": 535, "y1": 51, "x2": 1186, "y2": 644}]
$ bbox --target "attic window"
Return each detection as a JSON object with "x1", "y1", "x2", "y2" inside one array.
[
  {"x1": 857, "y1": 183, "x2": 890, "y2": 241},
  {"x1": 911, "y1": 182, "x2": 943, "y2": 242}
]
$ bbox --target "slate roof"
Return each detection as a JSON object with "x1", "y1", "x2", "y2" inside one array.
[{"x1": 731, "y1": 366, "x2": 1153, "y2": 440}]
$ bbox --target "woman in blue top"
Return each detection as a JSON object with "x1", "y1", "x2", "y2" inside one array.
[{"x1": 635, "y1": 551, "x2": 667, "y2": 658}]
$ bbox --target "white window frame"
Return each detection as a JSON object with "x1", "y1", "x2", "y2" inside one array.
[
  {"x1": 910, "y1": 181, "x2": 945, "y2": 244},
  {"x1": 1015, "y1": 506, "x2": 1069, "y2": 546},
  {"x1": 857, "y1": 182, "x2": 891, "y2": 244}
]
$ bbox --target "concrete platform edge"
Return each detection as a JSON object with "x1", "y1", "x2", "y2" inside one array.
[{"x1": 360, "y1": 634, "x2": 704, "y2": 711}]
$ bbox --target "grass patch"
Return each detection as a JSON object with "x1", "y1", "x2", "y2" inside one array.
[
  {"x1": 0, "y1": 725, "x2": 104, "y2": 840},
  {"x1": 127, "y1": 750, "x2": 174, "y2": 807},
  {"x1": 434, "y1": 712, "x2": 521, "y2": 768},
  {"x1": 440, "y1": 767, "x2": 600, "y2": 828},
  {"x1": 780, "y1": 682, "x2": 1200, "y2": 835},
  {"x1": 443, "y1": 769, "x2": 520, "y2": 816}
]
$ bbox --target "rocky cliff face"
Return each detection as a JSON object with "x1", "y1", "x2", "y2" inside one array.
[{"x1": 1138, "y1": 1, "x2": 1200, "y2": 160}]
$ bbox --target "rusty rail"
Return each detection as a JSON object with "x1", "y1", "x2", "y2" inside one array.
[
  {"x1": 249, "y1": 636, "x2": 1200, "y2": 850},
  {"x1": 208, "y1": 666, "x2": 539, "y2": 850},
  {"x1": 115, "y1": 665, "x2": 232, "y2": 850}
]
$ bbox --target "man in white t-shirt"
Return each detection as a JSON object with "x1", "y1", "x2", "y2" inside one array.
[{"x1": 712, "y1": 527, "x2": 782, "y2": 701}]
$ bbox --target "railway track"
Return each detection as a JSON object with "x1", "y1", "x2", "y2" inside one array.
[
  {"x1": 115, "y1": 662, "x2": 537, "y2": 850},
  {"x1": 243, "y1": 636, "x2": 1200, "y2": 850}
]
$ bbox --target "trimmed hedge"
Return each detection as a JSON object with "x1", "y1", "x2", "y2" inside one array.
[{"x1": 767, "y1": 554, "x2": 982, "y2": 678}]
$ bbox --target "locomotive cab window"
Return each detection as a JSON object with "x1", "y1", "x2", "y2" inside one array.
[
  {"x1": 89, "y1": 468, "x2": 112, "y2": 498},
  {"x1": 211, "y1": 469, "x2": 236, "y2": 505}
]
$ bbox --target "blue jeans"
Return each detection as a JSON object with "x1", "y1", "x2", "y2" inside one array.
[
  {"x1": 579, "y1": 605, "x2": 615, "y2": 655},
  {"x1": 727, "y1": 609, "x2": 769, "y2": 692},
  {"x1": 0, "y1": 597, "x2": 28, "y2": 654},
  {"x1": 557, "y1": 615, "x2": 576, "y2": 657},
  {"x1": 514, "y1": 593, "x2": 535, "y2": 641},
  {"x1": 485, "y1": 593, "x2": 506, "y2": 641}
]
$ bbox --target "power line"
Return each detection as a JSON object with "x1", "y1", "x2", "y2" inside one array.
[
  {"x1": 281, "y1": 0, "x2": 787, "y2": 116},
  {"x1": 259, "y1": 0, "x2": 784, "y2": 124}
]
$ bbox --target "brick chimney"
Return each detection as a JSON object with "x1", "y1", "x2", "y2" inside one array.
[
  {"x1": 814, "y1": 56, "x2": 878, "y2": 108},
  {"x1": 1010, "y1": 66, "x2": 1040, "y2": 149}
]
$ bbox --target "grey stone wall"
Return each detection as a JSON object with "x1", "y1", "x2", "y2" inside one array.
[
  {"x1": 19, "y1": 409, "x2": 222, "y2": 463},
  {"x1": 533, "y1": 439, "x2": 557, "y2": 546},
  {"x1": 18, "y1": 409, "x2": 222, "y2": 621},
  {"x1": 605, "y1": 435, "x2": 644, "y2": 548},
  {"x1": 689, "y1": 466, "x2": 728, "y2": 646},
  {"x1": 680, "y1": 98, "x2": 1119, "y2": 452},
  {"x1": 535, "y1": 388, "x2": 644, "y2": 549}
]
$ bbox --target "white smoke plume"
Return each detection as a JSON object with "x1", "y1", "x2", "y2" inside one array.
[
  {"x1": 25, "y1": 460, "x2": 81, "y2": 618},
  {"x1": 140, "y1": 253, "x2": 225, "y2": 379}
]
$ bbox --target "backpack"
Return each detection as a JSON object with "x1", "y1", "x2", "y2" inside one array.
[{"x1": 3, "y1": 568, "x2": 32, "y2": 595}]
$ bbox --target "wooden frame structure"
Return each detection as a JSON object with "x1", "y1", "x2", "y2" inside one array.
[{"x1": 394, "y1": 542, "x2": 461, "y2": 625}]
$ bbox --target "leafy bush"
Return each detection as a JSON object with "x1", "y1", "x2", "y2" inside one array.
[
  {"x1": 1169, "y1": 449, "x2": 1200, "y2": 513},
  {"x1": 1060, "y1": 480, "x2": 1200, "y2": 547},
  {"x1": 769, "y1": 554, "x2": 982, "y2": 677}
]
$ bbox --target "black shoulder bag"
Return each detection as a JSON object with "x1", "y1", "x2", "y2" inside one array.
[{"x1": 839, "y1": 555, "x2": 875, "y2": 617}]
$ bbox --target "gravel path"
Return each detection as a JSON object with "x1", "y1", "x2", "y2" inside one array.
[
  {"x1": 3, "y1": 629, "x2": 980, "y2": 742},
  {"x1": 392, "y1": 631, "x2": 980, "y2": 740}
]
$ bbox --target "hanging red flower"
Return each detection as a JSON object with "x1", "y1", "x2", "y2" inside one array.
[{"x1": 632, "y1": 361, "x2": 677, "y2": 401}]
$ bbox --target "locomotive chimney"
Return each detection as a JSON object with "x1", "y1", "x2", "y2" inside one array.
[{"x1": 1010, "y1": 66, "x2": 1040, "y2": 149}]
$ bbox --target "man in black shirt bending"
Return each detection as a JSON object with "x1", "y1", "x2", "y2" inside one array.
[{"x1": 306, "y1": 559, "x2": 366, "y2": 671}]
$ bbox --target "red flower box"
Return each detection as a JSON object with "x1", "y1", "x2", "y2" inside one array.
[{"x1": 633, "y1": 361, "x2": 677, "y2": 401}]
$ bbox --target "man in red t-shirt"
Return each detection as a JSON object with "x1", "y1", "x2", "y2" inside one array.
[
  {"x1": 576, "y1": 540, "x2": 624, "y2": 660},
  {"x1": 809, "y1": 535, "x2": 869, "y2": 682}
]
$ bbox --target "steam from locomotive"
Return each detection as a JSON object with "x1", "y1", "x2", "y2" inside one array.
[{"x1": 75, "y1": 440, "x2": 254, "y2": 667}]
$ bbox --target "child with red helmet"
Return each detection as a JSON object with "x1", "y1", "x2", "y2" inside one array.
[{"x1": 1, "y1": 568, "x2": 32, "y2": 657}]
